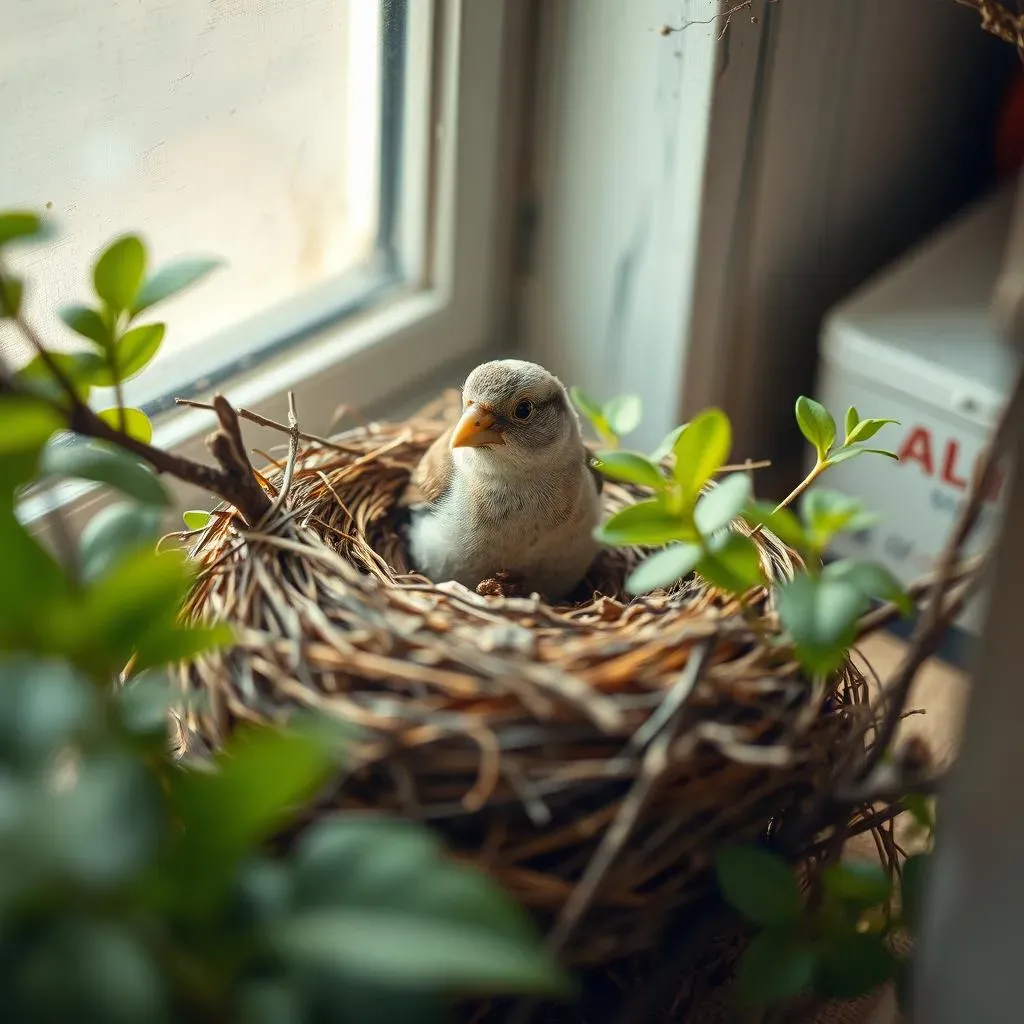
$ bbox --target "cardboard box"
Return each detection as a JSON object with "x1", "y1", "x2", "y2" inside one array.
[{"x1": 814, "y1": 183, "x2": 1022, "y2": 634}]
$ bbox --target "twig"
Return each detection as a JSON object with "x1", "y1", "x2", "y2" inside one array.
[
  {"x1": 659, "y1": 0, "x2": 777, "y2": 40},
  {"x1": 953, "y1": 0, "x2": 1024, "y2": 52},
  {"x1": 546, "y1": 639, "x2": 714, "y2": 953},
  {"x1": 262, "y1": 391, "x2": 300, "y2": 525},
  {"x1": 857, "y1": 367, "x2": 1024, "y2": 780},
  {"x1": 175, "y1": 397, "x2": 363, "y2": 453},
  {"x1": 854, "y1": 555, "x2": 984, "y2": 639},
  {"x1": 834, "y1": 768, "x2": 947, "y2": 806},
  {"x1": 510, "y1": 641, "x2": 714, "y2": 1024},
  {"x1": 1, "y1": 294, "x2": 272, "y2": 523}
]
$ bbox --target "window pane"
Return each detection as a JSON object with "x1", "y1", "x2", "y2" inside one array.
[{"x1": 1, "y1": 0, "x2": 386, "y2": 402}]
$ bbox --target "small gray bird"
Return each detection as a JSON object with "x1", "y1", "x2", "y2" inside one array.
[{"x1": 405, "y1": 359, "x2": 603, "y2": 599}]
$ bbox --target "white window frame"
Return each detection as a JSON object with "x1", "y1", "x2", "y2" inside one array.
[{"x1": 25, "y1": 0, "x2": 518, "y2": 532}]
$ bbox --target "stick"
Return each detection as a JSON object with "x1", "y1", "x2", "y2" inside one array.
[
  {"x1": 262, "y1": 391, "x2": 300, "y2": 525},
  {"x1": 2, "y1": 297, "x2": 272, "y2": 523},
  {"x1": 175, "y1": 397, "x2": 363, "y2": 453}
]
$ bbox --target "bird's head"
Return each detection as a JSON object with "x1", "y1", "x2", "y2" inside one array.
[{"x1": 450, "y1": 359, "x2": 581, "y2": 474}]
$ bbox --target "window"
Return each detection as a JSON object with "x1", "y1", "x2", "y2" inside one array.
[{"x1": 9, "y1": 0, "x2": 513, "y2": 525}]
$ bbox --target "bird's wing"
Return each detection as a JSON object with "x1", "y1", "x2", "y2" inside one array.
[
  {"x1": 402, "y1": 426, "x2": 455, "y2": 508},
  {"x1": 586, "y1": 451, "x2": 604, "y2": 495}
]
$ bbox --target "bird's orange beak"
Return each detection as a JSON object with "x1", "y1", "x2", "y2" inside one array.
[{"x1": 451, "y1": 403, "x2": 506, "y2": 448}]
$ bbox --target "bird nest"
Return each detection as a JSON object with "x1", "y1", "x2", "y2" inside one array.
[{"x1": 173, "y1": 393, "x2": 884, "y2": 973}]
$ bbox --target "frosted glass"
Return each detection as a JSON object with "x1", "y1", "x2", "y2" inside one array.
[{"x1": 0, "y1": 0, "x2": 382, "y2": 384}]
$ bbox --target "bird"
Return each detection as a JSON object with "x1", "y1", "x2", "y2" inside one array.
[{"x1": 404, "y1": 358, "x2": 604, "y2": 600}]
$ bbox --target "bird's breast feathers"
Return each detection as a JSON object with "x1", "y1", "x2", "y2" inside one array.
[{"x1": 407, "y1": 456, "x2": 601, "y2": 597}]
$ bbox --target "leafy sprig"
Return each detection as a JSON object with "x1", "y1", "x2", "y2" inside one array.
[
  {"x1": 577, "y1": 388, "x2": 908, "y2": 677},
  {"x1": 0, "y1": 212, "x2": 565, "y2": 1022}
]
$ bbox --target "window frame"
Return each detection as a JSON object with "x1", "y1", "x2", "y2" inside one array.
[{"x1": 24, "y1": 0, "x2": 516, "y2": 533}]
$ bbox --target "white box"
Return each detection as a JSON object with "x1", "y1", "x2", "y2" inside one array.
[{"x1": 814, "y1": 183, "x2": 1022, "y2": 634}]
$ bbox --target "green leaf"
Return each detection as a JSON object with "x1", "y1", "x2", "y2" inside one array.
[
  {"x1": 845, "y1": 406, "x2": 860, "y2": 440},
  {"x1": 132, "y1": 618, "x2": 234, "y2": 675},
  {"x1": 569, "y1": 386, "x2": 614, "y2": 444},
  {"x1": 273, "y1": 908, "x2": 566, "y2": 995},
  {"x1": 183, "y1": 510, "x2": 212, "y2": 530},
  {"x1": 904, "y1": 794, "x2": 934, "y2": 835},
  {"x1": 650, "y1": 424, "x2": 685, "y2": 464},
  {"x1": 743, "y1": 501, "x2": 809, "y2": 551},
  {"x1": 291, "y1": 818, "x2": 548, "y2": 996},
  {"x1": 114, "y1": 323, "x2": 165, "y2": 380},
  {"x1": 0, "y1": 275, "x2": 23, "y2": 317},
  {"x1": 826, "y1": 445, "x2": 899, "y2": 465},
  {"x1": 169, "y1": 723, "x2": 341, "y2": 896},
  {"x1": 776, "y1": 575, "x2": 868, "y2": 675},
  {"x1": 116, "y1": 669, "x2": 182, "y2": 738},
  {"x1": 0, "y1": 211, "x2": 43, "y2": 246},
  {"x1": 845, "y1": 417, "x2": 899, "y2": 445},
  {"x1": 78, "y1": 503, "x2": 164, "y2": 583},
  {"x1": 824, "y1": 861, "x2": 892, "y2": 906},
  {"x1": 0, "y1": 657, "x2": 96, "y2": 767},
  {"x1": 795, "y1": 396, "x2": 836, "y2": 459},
  {"x1": 238, "y1": 980, "x2": 306, "y2": 1024},
  {"x1": 43, "y1": 753, "x2": 164, "y2": 888},
  {"x1": 16, "y1": 919, "x2": 166, "y2": 1024},
  {"x1": 569, "y1": 385, "x2": 603, "y2": 422},
  {"x1": 98, "y1": 407, "x2": 152, "y2": 444},
  {"x1": 40, "y1": 441, "x2": 169, "y2": 506},
  {"x1": 823, "y1": 559, "x2": 912, "y2": 615},
  {"x1": 59, "y1": 304, "x2": 110, "y2": 347},
  {"x1": 673, "y1": 407, "x2": 731, "y2": 496},
  {"x1": 694, "y1": 472, "x2": 751, "y2": 535},
  {"x1": 697, "y1": 532, "x2": 763, "y2": 593},
  {"x1": 625, "y1": 543, "x2": 702, "y2": 594},
  {"x1": 0, "y1": 397, "x2": 63, "y2": 454},
  {"x1": 737, "y1": 929, "x2": 817, "y2": 1007},
  {"x1": 0, "y1": 513, "x2": 68, "y2": 651},
  {"x1": 901, "y1": 853, "x2": 931, "y2": 935},
  {"x1": 131, "y1": 257, "x2": 222, "y2": 316},
  {"x1": 132, "y1": 621, "x2": 234, "y2": 674},
  {"x1": 72, "y1": 551, "x2": 194, "y2": 681},
  {"x1": 93, "y1": 234, "x2": 146, "y2": 313},
  {"x1": 715, "y1": 846, "x2": 802, "y2": 927},
  {"x1": 593, "y1": 450, "x2": 664, "y2": 489},
  {"x1": 594, "y1": 499, "x2": 695, "y2": 547},
  {"x1": 15, "y1": 351, "x2": 105, "y2": 402},
  {"x1": 815, "y1": 932, "x2": 898, "y2": 1001},
  {"x1": 293, "y1": 818, "x2": 442, "y2": 909},
  {"x1": 801, "y1": 489, "x2": 875, "y2": 549},
  {"x1": 603, "y1": 394, "x2": 642, "y2": 437}
]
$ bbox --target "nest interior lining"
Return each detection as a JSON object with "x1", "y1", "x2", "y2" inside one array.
[{"x1": 177, "y1": 394, "x2": 878, "y2": 967}]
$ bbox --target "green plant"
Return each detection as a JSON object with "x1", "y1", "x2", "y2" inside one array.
[
  {"x1": 574, "y1": 389, "x2": 947, "y2": 1013},
  {"x1": 0, "y1": 212, "x2": 565, "y2": 1022},
  {"x1": 714, "y1": 796, "x2": 935, "y2": 1012},
  {"x1": 575, "y1": 392, "x2": 908, "y2": 678}
]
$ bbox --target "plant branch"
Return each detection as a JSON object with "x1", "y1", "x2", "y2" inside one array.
[
  {"x1": 773, "y1": 458, "x2": 826, "y2": 513},
  {"x1": 2, "y1": 296, "x2": 272, "y2": 524},
  {"x1": 854, "y1": 555, "x2": 984, "y2": 640}
]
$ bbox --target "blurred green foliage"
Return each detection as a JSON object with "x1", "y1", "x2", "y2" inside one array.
[{"x1": 0, "y1": 213, "x2": 565, "y2": 1022}]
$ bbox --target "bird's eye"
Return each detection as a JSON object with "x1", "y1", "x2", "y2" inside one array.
[{"x1": 513, "y1": 399, "x2": 534, "y2": 421}]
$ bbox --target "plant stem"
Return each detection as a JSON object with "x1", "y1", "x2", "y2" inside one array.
[
  {"x1": 773, "y1": 459, "x2": 826, "y2": 513},
  {"x1": 747, "y1": 459, "x2": 826, "y2": 542},
  {"x1": 3, "y1": 302, "x2": 272, "y2": 524}
]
